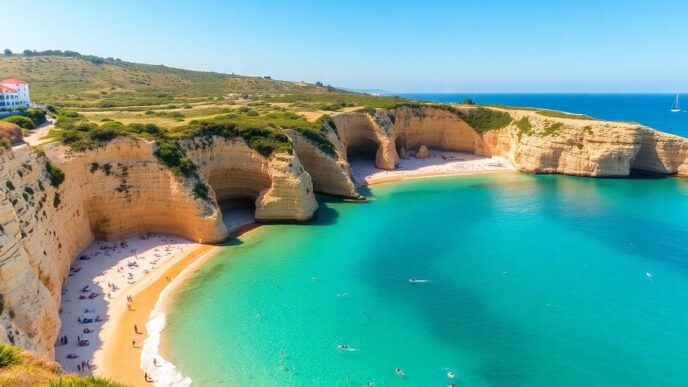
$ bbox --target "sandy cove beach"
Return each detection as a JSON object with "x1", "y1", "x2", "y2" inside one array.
[
  {"x1": 54, "y1": 153, "x2": 512, "y2": 386},
  {"x1": 55, "y1": 209, "x2": 254, "y2": 386},
  {"x1": 350, "y1": 150, "x2": 515, "y2": 186}
]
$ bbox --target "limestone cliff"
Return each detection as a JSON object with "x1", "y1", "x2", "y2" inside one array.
[
  {"x1": 0, "y1": 135, "x2": 318, "y2": 358},
  {"x1": 183, "y1": 136, "x2": 318, "y2": 221},
  {"x1": 2, "y1": 102, "x2": 688, "y2": 364},
  {"x1": 331, "y1": 113, "x2": 398, "y2": 170},
  {"x1": 285, "y1": 128, "x2": 359, "y2": 198},
  {"x1": 328, "y1": 105, "x2": 688, "y2": 178},
  {"x1": 480, "y1": 109, "x2": 688, "y2": 177}
]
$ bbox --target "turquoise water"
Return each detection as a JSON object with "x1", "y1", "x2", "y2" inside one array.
[
  {"x1": 164, "y1": 174, "x2": 688, "y2": 386},
  {"x1": 398, "y1": 94, "x2": 688, "y2": 137}
]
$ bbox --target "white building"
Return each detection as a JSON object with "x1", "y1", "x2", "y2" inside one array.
[{"x1": 0, "y1": 78, "x2": 31, "y2": 110}]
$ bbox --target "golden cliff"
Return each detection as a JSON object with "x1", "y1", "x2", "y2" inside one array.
[
  {"x1": 326, "y1": 105, "x2": 688, "y2": 178},
  {"x1": 0, "y1": 136, "x2": 317, "y2": 358},
  {"x1": 1, "y1": 103, "x2": 687, "y2": 363},
  {"x1": 182, "y1": 136, "x2": 318, "y2": 221}
]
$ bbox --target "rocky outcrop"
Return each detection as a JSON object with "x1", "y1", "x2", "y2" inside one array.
[
  {"x1": 330, "y1": 113, "x2": 397, "y2": 170},
  {"x1": 285, "y1": 129, "x2": 359, "y2": 198},
  {"x1": 416, "y1": 145, "x2": 429, "y2": 159},
  {"x1": 183, "y1": 136, "x2": 318, "y2": 221},
  {"x1": 329, "y1": 106, "x2": 688, "y2": 178},
  {"x1": 0, "y1": 122, "x2": 22, "y2": 147},
  {"x1": 480, "y1": 110, "x2": 688, "y2": 177},
  {"x1": 0, "y1": 135, "x2": 318, "y2": 358}
]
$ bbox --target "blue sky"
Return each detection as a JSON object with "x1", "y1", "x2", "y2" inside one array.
[{"x1": 5, "y1": 0, "x2": 688, "y2": 92}]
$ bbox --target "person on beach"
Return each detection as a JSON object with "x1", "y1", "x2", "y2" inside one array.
[
  {"x1": 132, "y1": 340, "x2": 137, "y2": 348},
  {"x1": 135, "y1": 324, "x2": 141, "y2": 334}
]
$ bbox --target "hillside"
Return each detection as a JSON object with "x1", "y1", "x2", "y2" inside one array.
[{"x1": 0, "y1": 53, "x2": 405, "y2": 109}]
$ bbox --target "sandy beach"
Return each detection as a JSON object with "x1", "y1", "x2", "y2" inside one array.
[
  {"x1": 349, "y1": 150, "x2": 515, "y2": 187},
  {"x1": 55, "y1": 209, "x2": 254, "y2": 386}
]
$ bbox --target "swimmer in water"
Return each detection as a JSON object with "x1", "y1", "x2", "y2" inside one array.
[
  {"x1": 395, "y1": 368, "x2": 405, "y2": 376},
  {"x1": 447, "y1": 370, "x2": 456, "y2": 378}
]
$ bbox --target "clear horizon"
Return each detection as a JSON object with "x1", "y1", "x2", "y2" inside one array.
[{"x1": 5, "y1": 0, "x2": 688, "y2": 93}]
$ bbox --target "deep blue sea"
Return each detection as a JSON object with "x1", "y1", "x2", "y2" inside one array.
[{"x1": 397, "y1": 94, "x2": 688, "y2": 137}]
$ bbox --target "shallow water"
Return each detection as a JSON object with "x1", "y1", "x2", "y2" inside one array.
[{"x1": 164, "y1": 173, "x2": 688, "y2": 386}]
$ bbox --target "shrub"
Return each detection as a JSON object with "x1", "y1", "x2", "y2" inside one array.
[
  {"x1": 515, "y1": 117, "x2": 532, "y2": 135},
  {"x1": 457, "y1": 107, "x2": 513, "y2": 133},
  {"x1": 3, "y1": 116, "x2": 35, "y2": 130},
  {"x1": 543, "y1": 122, "x2": 564, "y2": 136},
  {"x1": 89, "y1": 127, "x2": 119, "y2": 142},
  {"x1": 24, "y1": 108, "x2": 47, "y2": 126},
  {"x1": 46, "y1": 163, "x2": 65, "y2": 187},
  {"x1": 463, "y1": 98, "x2": 475, "y2": 105},
  {"x1": 154, "y1": 141, "x2": 196, "y2": 177},
  {"x1": 0, "y1": 345, "x2": 22, "y2": 368},
  {"x1": 193, "y1": 183, "x2": 210, "y2": 201}
]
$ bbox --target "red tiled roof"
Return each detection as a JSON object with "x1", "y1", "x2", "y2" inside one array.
[
  {"x1": 1, "y1": 78, "x2": 27, "y2": 84},
  {"x1": 0, "y1": 85, "x2": 17, "y2": 93}
]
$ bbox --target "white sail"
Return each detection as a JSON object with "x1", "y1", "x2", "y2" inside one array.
[{"x1": 671, "y1": 94, "x2": 680, "y2": 112}]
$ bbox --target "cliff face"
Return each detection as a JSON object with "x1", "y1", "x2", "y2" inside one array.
[
  {"x1": 331, "y1": 113, "x2": 398, "y2": 170},
  {"x1": 2, "y1": 103, "x2": 687, "y2": 362},
  {"x1": 480, "y1": 110, "x2": 688, "y2": 177},
  {"x1": 0, "y1": 136, "x2": 318, "y2": 358},
  {"x1": 329, "y1": 106, "x2": 688, "y2": 179},
  {"x1": 183, "y1": 136, "x2": 318, "y2": 221},
  {"x1": 285, "y1": 129, "x2": 359, "y2": 198}
]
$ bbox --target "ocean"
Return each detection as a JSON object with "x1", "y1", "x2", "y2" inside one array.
[
  {"x1": 162, "y1": 174, "x2": 688, "y2": 386},
  {"x1": 396, "y1": 93, "x2": 688, "y2": 137}
]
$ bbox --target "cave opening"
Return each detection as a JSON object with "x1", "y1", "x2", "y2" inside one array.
[
  {"x1": 346, "y1": 138, "x2": 379, "y2": 162},
  {"x1": 206, "y1": 170, "x2": 270, "y2": 230}
]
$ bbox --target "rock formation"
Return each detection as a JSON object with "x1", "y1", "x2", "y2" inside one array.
[
  {"x1": 183, "y1": 136, "x2": 318, "y2": 221},
  {"x1": 0, "y1": 136, "x2": 317, "y2": 357},
  {"x1": 328, "y1": 105, "x2": 688, "y2": 178},
  {"x1": 416, "y1": 145, "x2": 429, "y2": 159},
  {"x1": 285, "y1": 129, "x2": 359, "y2": 198},
  {"x1": 1, "y1": 102, "x2": 688, "y2": 363}
]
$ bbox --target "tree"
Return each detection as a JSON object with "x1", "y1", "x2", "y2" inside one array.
[
  {"x1": 315, "y1": 81, "x2": 324, "y2": 87},
  {"x1": 463, "y1": 98, "x2": 475, "y2": 105},
  {"x1": 3, "y1": 49, "x2": 11, "y2": 56}
]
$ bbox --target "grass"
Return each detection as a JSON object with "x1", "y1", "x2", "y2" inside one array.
[
  {"x1": 543, "y1": 122, "x2": 565, "y2": 136},
  {"x1": 0, "y1": 54, "x2": 408, "y2": 110},
  {"x1": 484, "y1": 104, "x2": 594, "y2": 120},
  {"x1": 0, "y1": 346, "x2": 21, "y2": 368},
  {"x1": 535, "y1": 109, "x2": 593, "y2": 120},
  {"x1": 0, "y1": 345, "x2": 125, "y2": 387},
  {"x1": 515, "y1": 116, "x2": 533, "y2": 136}
]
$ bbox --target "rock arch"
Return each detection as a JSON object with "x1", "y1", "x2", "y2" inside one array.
[
  {"x1": 331, "y1": 113, "x2": 397, "y2": 170},
  {"x1": 183, "y1": 136, "x2": 318, "y2": 222}
]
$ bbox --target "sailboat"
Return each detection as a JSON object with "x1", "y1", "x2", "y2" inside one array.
[{"x1": 671, "y1": 94, "x2": 681, "y2": 112}]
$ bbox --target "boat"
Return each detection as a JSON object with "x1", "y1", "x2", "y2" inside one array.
[
  {"x1": 671, "y1": 94, "x2": 681, "y2": 112},
  {"x1": 409, "y1": 278, "x2": 428, "y2": 284}
]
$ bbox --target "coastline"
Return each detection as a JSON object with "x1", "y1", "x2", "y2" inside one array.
[
  {"x1": 94, "y1": 244, "x2": 219, "y2": 386},
  {"x1": 75, "y1": 155, "x2": 515, "y2": 386}
]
